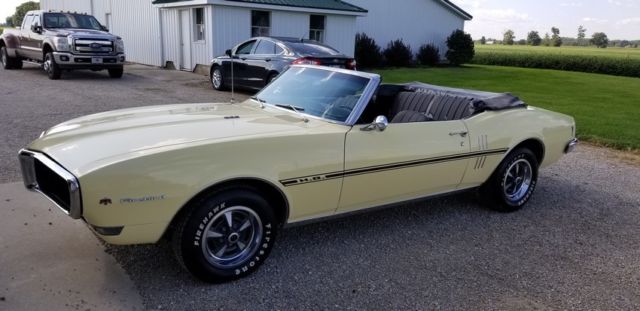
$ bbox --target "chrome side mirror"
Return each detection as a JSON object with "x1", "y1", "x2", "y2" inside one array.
[{"x1": 361, "y1": 115, "x2": 388, "y2": 132}]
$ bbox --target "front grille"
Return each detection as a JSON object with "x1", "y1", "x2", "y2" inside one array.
[
  {"x1": 19, "y1": 150, "x2": 82, "y2": 219},
  {"x1": 74, "y1": 38, "x2": 114, "y2": 54},
  {"x1": 34, "y1": 158, "x2": 71, "y2": 212}
]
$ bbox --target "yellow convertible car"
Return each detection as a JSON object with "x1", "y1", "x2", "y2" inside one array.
[{"x1": 19, "y1": 65, "x2": 577, "y2": 282}]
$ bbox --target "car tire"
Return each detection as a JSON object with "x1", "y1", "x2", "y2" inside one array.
[
  {"x1": 480, "y1": 148, "x2": 538, "y2": 212},
  {"x1": 1, "y1": 46, "x2": 18, "y2": 70},
  {"x1": 108, "y1": 66, "x2": 124, "y2": 78},
  {"x1": 172, "y1": 188, "x2": 278, "y2": 283},
  {"x1": 44, "y1": 52, "x2": 62, "y2": 80},
  {"x1": 211, "y1": 66, "x2": 226, "y2": 91},
  {"x1": 266, "y1": 72, "x2": 278, "y2": 85}
]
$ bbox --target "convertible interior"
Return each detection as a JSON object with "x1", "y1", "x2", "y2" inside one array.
[{"x1": 357, "y1": 83, "x2": 527, "y2": 124}]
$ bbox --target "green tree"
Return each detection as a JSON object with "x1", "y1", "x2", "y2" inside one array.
[
  {"x1": 480, "y1": 36, "x2": 486, "y2": 45},
  {"x1": 503, "y1": 29, "x2": 515, "y2": 45},
  {"x1": 591, "y1": 32, "x2": 609, "y2": 48},
  {"x1": 5, "y1": 16, "x2": 13, "y2": 27},
  {"x1": 551, "y1": 27, "x2": 562, "y2": 47},
  {"x1": 543, "y1": 33, "x2": 551, "y2": 46},
  {"x1": 577, "y1": 25, "x2": 587, "y2": 45},
  {"x1": 527, "y1": 31, "x2": 542, "y2": 46},
  {"x1": 445, "y1": 29, "x2": 475, "y2": 66},
  {"x1": 10, "y1": 1, "x2": 39, "y2": 28}
]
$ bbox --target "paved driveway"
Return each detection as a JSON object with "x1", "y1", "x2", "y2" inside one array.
[{"x1": 1, "y1": 64, "x2": 639, "y2": 310}]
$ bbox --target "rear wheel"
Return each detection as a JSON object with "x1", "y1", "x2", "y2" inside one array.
[
  {"x1": 480, "y1": 148, "x2": 538, "y2": 212},
  {"x1": 172, "y1": 188, "x2": 277, "y2": 283},
  {"x1": 44, "y1": 52, "x2": 61, "y2": 80},
  {"x1": 211, "y1": 66, "x2": 226, "y2": 91},
  {"x1": 108, "y1": 66, "x2": 124, "y2": 78},
  {"x1": 1, "y1": 46, "x2": 21, "y2": 70}
]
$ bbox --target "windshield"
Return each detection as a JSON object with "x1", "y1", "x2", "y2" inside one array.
[
  {"x1": 255, "y1": 67, "x2": 371, "y2": 123},
  {"x1": 43, "y1": 13, "x2": 103, "y2": 30}
]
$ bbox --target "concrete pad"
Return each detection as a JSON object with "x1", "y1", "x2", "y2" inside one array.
[{"x1": 0, "y1": 182, "x2": 144, "y2": 311}]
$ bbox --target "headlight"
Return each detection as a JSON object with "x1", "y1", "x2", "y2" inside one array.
[
  {"x1": 115, "y1": 39, "x2": 125, "y2": 53},
  {"x1": 54, "y1": 37, "x2": 71, "y2": 52}
]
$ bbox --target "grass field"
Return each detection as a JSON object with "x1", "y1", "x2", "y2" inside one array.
[
  {"x1": 476, "y1": 44, "x2": 640, "y2": 60},
  {"x1": 374, "y1": 65, "x2": 640, "y2": 150}
]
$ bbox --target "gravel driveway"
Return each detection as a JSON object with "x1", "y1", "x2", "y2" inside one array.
[{"x1": 2, "y1": 64, "x2": 639, "y2": 310}]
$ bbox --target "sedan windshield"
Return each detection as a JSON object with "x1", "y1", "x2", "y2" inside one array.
[
  {"x1": 255, "y1": 67, "x2": 371, "y2": 123},
  {"x1": 43, "y1": 13, "x2": 103, "y2": 30}
]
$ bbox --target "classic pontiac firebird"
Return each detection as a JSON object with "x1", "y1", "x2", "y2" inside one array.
[{"x1": 19, "y1": 65, "x2": 577, "y2": 282}]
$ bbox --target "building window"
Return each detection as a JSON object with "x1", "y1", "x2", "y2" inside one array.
[
  {"x1": 194, "y1": 8, "x2": 205, "y2": 41},
  {"x1": 251, "y1": 11, "x2": 270, "y2": 37},
  {"x1": 309, "y1": 15, "x2": 325, "y2": 42}
]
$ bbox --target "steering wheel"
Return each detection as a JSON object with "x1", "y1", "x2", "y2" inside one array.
[{"x1": 322, "y1": 95, "x2": 359, "y2": 121}]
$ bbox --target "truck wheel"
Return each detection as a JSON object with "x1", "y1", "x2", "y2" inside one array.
[
  {"x1": 108, "y1": 66, "x2": 124, "y2": 78},
  {"x1": 172, "y1": 188, "x2": 278, "y2": 283},
  {"x1": 1, "y1": 46, "x2": 20, "y2": 70},
  {"x1": 44, "y1": 52, "x2": 62, "y2": 80},
  {"x1": 480, "y1": 148, "x2": 539, "y2": 212}
]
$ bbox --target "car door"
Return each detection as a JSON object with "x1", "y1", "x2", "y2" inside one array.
[
  {"x1": 244, "y1": 39, "x2": 276, "y2": 88},
  {"x1": 225, "y1": 39, "x2": 256, "y2": 87},
  {"x1": 337, "y1": 120, "x2": 471, "y2": 213},
  {"x1": 28, "y1": 14, "x2": 44, "y2": 61},
  {"x1": 18, "y1": 14, "x2": 35, "y2": 59}
]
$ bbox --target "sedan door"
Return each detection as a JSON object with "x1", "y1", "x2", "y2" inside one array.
[
  {"x1": 242, "y1": 39, "x2": 277, "y2": 88},
  {"x1": 223, "y1": 40, "x2": 256, "y2": 87},
  {"x1": 337, "y1": 120, "x2": 471, "y2": 213}
]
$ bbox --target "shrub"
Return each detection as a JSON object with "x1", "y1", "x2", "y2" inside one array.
[
  {"x1": 446, "y1": 30, "x2": 475, "y2": 65},
  {"x1": 417, "y1": 44, "x2": 440, "y2": 66},
  {"x1": 354, "y1": 33, "x2": 383, "y2": 69},
  {"x1": 471, "y1": 52, "x2": 640, "y2": 78},
  {"x1": 383, "y1": 39, "x2": 413, "y2": 67}
]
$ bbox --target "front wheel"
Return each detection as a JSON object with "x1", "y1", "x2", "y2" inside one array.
[
  {"x1": 44, "y1": 52, "x2": 61, "y2": 80},
  {"x1": 172, "y1": 188, "x2": 278, "y2": 283},
  {"x1": 480, "y1": 148, "x2": 539, "y2": 212},
  {"x1": 211, "y1": 66, "x2": 226, "y2": 91},
  {"x1": 108, "y1": 66, "x2": 124, "y2": 78}
]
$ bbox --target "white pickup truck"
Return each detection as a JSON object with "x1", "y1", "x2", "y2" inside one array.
[{"x1": 0, "y1": 10, "x2": 126, "y2": 79}]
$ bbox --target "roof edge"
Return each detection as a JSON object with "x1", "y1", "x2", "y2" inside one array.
[{"x1": 438, "y1": 0, "x2": 473, "y2": 20}]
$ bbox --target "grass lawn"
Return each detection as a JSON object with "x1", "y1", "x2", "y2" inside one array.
[
  {"x1": 374, "y1": 65, "x2": 640, "y2": 150},
  {"x1": 476, "y1": 44, "x2": 640, "y2": 60}
]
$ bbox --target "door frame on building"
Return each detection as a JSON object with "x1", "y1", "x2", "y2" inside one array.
[{"x1": 179, "y1": 9, "x2": 192, "y2": 71}]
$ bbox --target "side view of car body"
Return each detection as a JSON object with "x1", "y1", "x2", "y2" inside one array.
[
  {"x1": 210, "y1": 37, "x2": 356, "y2": 91},
  {"x1": 19, "y1": 66, "x2": 577, "y2": 283}
]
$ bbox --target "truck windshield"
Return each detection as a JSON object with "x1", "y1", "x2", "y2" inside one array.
[{"x1": 43, "y1": 13, "x2": 103, "y2": 30}]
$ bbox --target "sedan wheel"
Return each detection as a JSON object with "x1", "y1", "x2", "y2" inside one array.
[
  {"x1": 211, "y1": 67, "x2": 226, "y2": 91},
  {"x1": 173, "y1": 188, "x2": 277, "y2": 283},
  {"x1": 480, "y1": 148, "x2": 538, "y2": 212}
]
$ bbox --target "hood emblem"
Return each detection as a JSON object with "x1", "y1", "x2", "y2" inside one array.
[
  {"x1": 224, "y1": 115, "x2": 240, "y2": 119},
  {"x1": 99, "y1": 198, "x2": 112, "y2": 205},
  {"x1": 90, "y1": 43, "x2": 102, "y2": 49}
]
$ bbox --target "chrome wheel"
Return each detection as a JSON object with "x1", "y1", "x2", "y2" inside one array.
[
  {"x1": 212, "y1": 69, "x2": 222, "y2": 89},
  {"x1": 44, "y1": 55, "x2": 52, "y2": 72},
  {"x1": 503, "y1": 159, "x2": 533, "y2": 202},
  {"x1": 201, "y1": 206, "x2": 263, "y2": 268}
]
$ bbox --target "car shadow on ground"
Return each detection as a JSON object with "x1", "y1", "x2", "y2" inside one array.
[{"x1": 103, "y1": 172, "x2": 640, "y2": 309}]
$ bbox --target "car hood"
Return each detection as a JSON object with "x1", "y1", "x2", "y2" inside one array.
[
  {"x1": 28, "y1": 102, "x2": 315, "y2": 175},
  {"x1": 46, "y1": 28, "x2": 116, "y2": 39}
]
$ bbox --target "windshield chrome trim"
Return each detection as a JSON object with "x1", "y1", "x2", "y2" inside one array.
[{"x1": 254, "y1": 65, "x2": 381, "y2": 127}]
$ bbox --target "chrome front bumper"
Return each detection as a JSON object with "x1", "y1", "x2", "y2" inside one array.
[
  {"x1": 19, "y1": 149, "x2": 83, "y2": 219},
  {"x1": 565, "y1": 138, "x2": 578, "y2": 153},
  {"x1": 53, "y1": 52, "x2": 126, "y2": 67}
]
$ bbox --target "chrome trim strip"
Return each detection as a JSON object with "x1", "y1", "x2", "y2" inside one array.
[
  {"x1": 285, "y1": 186, "x2": 479, "y2": 227},
  {"x1": 18, "y1": 149, "x2": 82, "y2": 219}
]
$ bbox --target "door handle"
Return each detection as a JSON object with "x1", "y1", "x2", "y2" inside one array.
[
  {"x1": 241, "y1": 57, "x2": 247, "y2": 61},
  {"x1": 449, "y1": 131, "x2": 468, "y2": 137},
  {"x1": 265, "y1": 58, "x2": 271, "y2": 62}
]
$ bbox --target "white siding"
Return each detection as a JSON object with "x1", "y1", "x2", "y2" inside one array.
[
  {"x1": 325, "y1": 15, "x2": 356, "y2": 57},
  {"x1": 40, "y1": 0, "x2": 163, "y2": 66},
  {"x1": 161, "y1": 9, "x2": 180, "y2": 68},
  {"x1": 212, "y1": 5, "x2": 251, "y2": 57},
  {"x1": 349, "y1": 0, "x2": 465, "y2": 57}
]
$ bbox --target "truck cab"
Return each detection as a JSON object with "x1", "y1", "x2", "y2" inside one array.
[{"x1": 0, "y1": 10, "x2": 126, "y2": 79}]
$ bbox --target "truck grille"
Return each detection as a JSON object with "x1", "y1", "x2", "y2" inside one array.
[
  {"x1": 19, "y1": 150, "x2": 82, "y2": 219},
  {"x1": 74, "y1": 39, "x2": 114, "y2": 54}
]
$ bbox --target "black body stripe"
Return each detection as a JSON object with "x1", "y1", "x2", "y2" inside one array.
[{"x1": 279, "y1": 148, "x2": 508, "y2": 187}]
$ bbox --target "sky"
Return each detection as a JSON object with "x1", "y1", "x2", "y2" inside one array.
[
  {"x1": 2, "y1": 0, "x2": 639, "y2": 40},
  {"x1": 455, "y1": 0, "x2": 640, "y2": 40}
]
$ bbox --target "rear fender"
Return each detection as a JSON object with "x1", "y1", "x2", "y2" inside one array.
[{"x1": 1, "y1": 35, "x2": 20, "y2": 57}]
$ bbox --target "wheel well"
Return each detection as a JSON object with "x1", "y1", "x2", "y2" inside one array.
[
  {"x1": 42, "y1": 44, "x2": 53, "y2": 57},
  {"x1": 0, "y1": 40, "x2": 5, "y2": 48},
  {"x1": 210, "y1": 64, "x2": 219, "y2": 77},
  {"x1": 166, "y1": 178, "x2": 289, "y2": 237},
  {"x1": 513, "y1": 139, "x2": 545, "y2": 164}
]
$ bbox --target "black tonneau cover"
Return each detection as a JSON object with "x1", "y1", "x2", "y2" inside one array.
[{"x1": 401, "y1": 82, "x2": 527, "y2": 113}]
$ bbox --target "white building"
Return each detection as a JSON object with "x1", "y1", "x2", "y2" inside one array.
[{"x1": 40, "y1": 0, "x2": 470, "y2": 71}]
